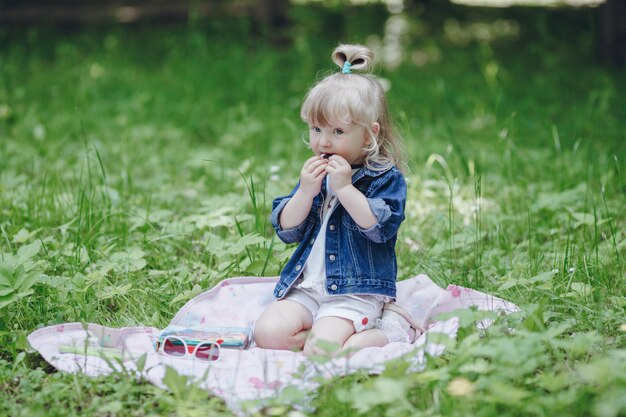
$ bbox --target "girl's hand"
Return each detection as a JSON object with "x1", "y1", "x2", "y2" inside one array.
[
  {"x1": 325, "y1": 155, "x2": 352, "y2": 192},
  {"x1": 299, "y1": 156, "x2": 328, "y2": 199}
]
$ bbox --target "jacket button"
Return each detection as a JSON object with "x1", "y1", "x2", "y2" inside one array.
[
  {"x1": 310, "y1": 238, "x2": 315, "y2": 245},
  {"x1": 329, "y1": 224, "x2": 335, "y2": 231},
  {"x1": 330, "y1": 284, "x2": 338, "y2": 291},
  {"x1": 277, "y1": 289, "x2": 284, "y2": 297},
  {"x1": 329, "y1": 254, "x2": 336, "y2": 261},
  {"x1": 295, "y1": 264, "x2": 302, "y2": 271}
]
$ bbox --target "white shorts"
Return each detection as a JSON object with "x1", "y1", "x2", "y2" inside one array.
[{"x1": 284, "y1": 285, "x2": 387, "y2": 332}]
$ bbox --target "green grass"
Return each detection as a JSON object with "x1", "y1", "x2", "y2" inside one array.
[{"x1": 1, "y1": 4, "x2": 625, "y2": 416}]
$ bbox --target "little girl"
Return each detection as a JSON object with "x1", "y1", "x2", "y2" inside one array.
[{"x1": 255, "y1": 44, "x2": 414, "y2": 356}]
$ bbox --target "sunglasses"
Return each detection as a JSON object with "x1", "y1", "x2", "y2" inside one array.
[{"x1": 158, "y1": 336, "x2": 220, "y2": 362}]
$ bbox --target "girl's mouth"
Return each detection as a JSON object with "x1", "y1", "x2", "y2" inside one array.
[{"x1": 322, "y1": 153, "x2": 334, "y2": 159}]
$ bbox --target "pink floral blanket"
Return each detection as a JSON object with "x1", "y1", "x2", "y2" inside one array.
[{"x1": 28, "y1": 275, "x2": 518, "y2": 415}]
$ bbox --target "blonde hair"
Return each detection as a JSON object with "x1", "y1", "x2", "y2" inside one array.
[{"x1": 300, "y1": 44, "x2": 406, "y2": 172}]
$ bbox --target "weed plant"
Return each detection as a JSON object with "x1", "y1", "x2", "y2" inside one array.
[{"x1": 0, "y1": 4, "x2": 624, "y2": 416}]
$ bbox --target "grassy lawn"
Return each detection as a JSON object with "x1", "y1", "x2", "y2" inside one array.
[{"x1": 1, "y1": 4, "x2": 624, "y2": 416}]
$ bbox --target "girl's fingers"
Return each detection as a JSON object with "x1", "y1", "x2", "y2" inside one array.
[
  {"x1": 304, "y1": 158, "x2": 327, "y2": 174},
  {"x1": 325, "y1": 161, "x2": 348, "y2": 172},
  {"x1": 303, "y1": 155, "x2": 324, "y2": 168},
  {"x1": 313, "y1": 172, "x2": 327, "y2": 183},
  {"x1": 327, "y1": 155, "x2": 348, "y2": 165},
  {"x1": 311, "y1": 163, "x2": 328, "y2": 178},
  {"x1": 302, "y1": 155, "x2": 319, "y2": 169}
]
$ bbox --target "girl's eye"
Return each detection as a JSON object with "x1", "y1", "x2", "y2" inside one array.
[
  {"x1": 312, "y1": 127, "x2": 321, "y2": 133},
  {"x1": 333, "y1": 129, "x2": 344, "y2": 135}
]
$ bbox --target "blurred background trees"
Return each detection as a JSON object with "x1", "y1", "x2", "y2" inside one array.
[{"x1": 0, "y1": 0, "x2": 623, "y2": 65}]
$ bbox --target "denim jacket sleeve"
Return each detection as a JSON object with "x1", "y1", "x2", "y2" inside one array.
[
  {"x1": 270, "y1": 181, "x2": 310, "y2": 244},
  {"x1": 358, "y1": 169, "x2": 407, "y2": 243}
]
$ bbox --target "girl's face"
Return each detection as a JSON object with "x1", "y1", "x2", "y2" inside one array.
[{"x1": 308, "y1": 120, "x2": 376, "y2": 165}]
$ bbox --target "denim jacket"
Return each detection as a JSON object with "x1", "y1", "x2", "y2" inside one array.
[{"x1": 270, "y1": 165, "x2": 407, "y2": 300}]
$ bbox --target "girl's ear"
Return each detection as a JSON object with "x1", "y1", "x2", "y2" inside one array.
[
  {"x1": 372, "y1": 122, "x2": 380, "y2": 136},
  {"x1": 364, "y1": 122, "x2": 380, "y2": 147}
]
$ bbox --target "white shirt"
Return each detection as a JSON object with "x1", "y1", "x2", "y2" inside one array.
[{"x1": 297, "y1": 175, "x2": 339, "y2": 291}]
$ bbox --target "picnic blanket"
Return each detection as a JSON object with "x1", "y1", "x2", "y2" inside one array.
[{"x1": 28, "y1": 274, "x2": 519, "y2": 415}]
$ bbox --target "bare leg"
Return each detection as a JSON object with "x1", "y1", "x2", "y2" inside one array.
[
  {"x1": 303, "y1": 316, "x2": 355, "y2": 357},
  {"x1": 342, "y1": 329, "x2": 388, "y2": 357},
  {"x1": 254, "y1": 300, "x2": 313, "y2": 351},
  {"x1": 304, "y1": 318, "x2": 389, "y2": 358}
]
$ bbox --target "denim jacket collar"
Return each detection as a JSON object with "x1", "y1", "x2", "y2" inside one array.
[
  {"x1": 318, "y1": 164, "x2": 393, "y2": 198},
  {"x1": 352, "y1": 164, "x2": 391, "y2": 182}
]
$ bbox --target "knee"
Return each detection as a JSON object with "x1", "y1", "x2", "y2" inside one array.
[
  {"x1": 254, "y1": 315, "x2": 306, "y2": 351},
  {"x1": 339, "y1": 336, "x2": 371, "y2": 358},
  {"x1": 303, "y1": 336, "x2": 342, "y2": 357},
  {"x1": 344, "y1": 329, "x2": 388, "y2": 351},
  {"x1": 302, "y1": 339, "x2": 314, "y2": 356},
  {"x1": 302, "y1": 341, "x2": 321, "y2": 357},
  {"x1": 253, "y1": 317, "x2": 278, "y2": 348}
]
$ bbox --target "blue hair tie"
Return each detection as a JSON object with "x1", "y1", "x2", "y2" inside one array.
[{"x1": 342, "y1": 61, "x2": 352, "y2": 74}]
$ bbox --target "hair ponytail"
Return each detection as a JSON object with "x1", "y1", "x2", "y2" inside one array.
[{"x1": 331, "y1": 44, "x2": 374, "y2": 74}]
